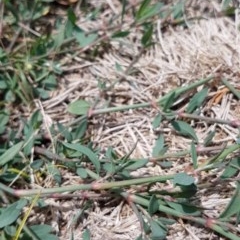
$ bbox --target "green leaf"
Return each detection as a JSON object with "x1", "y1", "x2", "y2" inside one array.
[
  {"x1": 203, "y1": 130, "x2": 215, "y2": 146},
  {"x1": 54, "y1": 23, "x2": 65, "y2": 49},
  {"x1": 158, "y1": 161, "x2": 172, "y2": 168},
  {"x1": 190, "y1": 142, "x2": 197, "y2": 169},
  {"x1": 82, "y1": 228, "x2": 91, "y2": 240},
  {"x1": 4, "y1": 225, "x2": 16, "y2": 237},
  {"x1": 136, "y1": 2, "x2": 163, "y2": 22},
  {"x1": 221, "y1": 158, "x2": 240, "y2": 179},
  {"x1": 141, "y1": 24, "x2": 153, "y2": 46},
  {"x1": 143, "y1": 220, "x2": 151, "y2": 234},
  {"x1": 85, "y1": 168, "x2": 100, "y2": 180},
  {"x1": 136, "y1": 0, "x2": 151, "y2": 20},
  {"x1": 62, "y1": 142, "x2": 100, "y2": 173},
  {"x1": 0, "y1": 199, "x2": 28, "y2": 228},
  {"x1": 112, "y1": 31, "x2": 130, "y2": 38},
  {"x1": 173, "y1": 173, "x2": 195, "y2": 186},
  {"x1": 152, "y1": 135, "x2": 164, "y2": 157},
  {"x1": 103, "y1": 162, "x2": 116, "y2": 174},
  {"x1": 67, "y1": 7, "x2": 77, "y2": 24},
  {"x1": 105, "y1": 147, "x2": 118, "y2": 161},
  {"x1": 115, "y1": 62, "x2": 123, "y2": 72},
  {"x1": 65, "y1": 18, "x2": 75, "y2": 38},
  {"x1": 29, "y1": 110, "x2": 42, "y2": 129},
  {"x1": 77, "y1": 168, "x2": 88, "y2": 179},
  {"x1": 47, "y1": 164, "x2": 62, "y2": 185},
  {"x1": 152, "y1": 113, "x2": 162, "y2": 129},
  {"x1": 0, "y1": 110, "x2": 9, "y2": 127},
  {"x1": 158, "y1": 217, "x2": 176, "y2": 225},
  {"x1": 148, "y1": 195, "x2": 159, "y2": 216},
  {"x1": 163, "y1": 91, "x2": 176, "y2": 111},
  {"x1": 220, "y1": 182, "x2": 240, "y2": 219},
  {"x1": 171, "y1": 120, "x2": 198, "y2": 142},
  {"x1": 149, "y1": 220, "x2": 166, "y2": 240},
  {"x1": 0, "y1": 141, "x2": 24, "y2": 166},
  {"x1": 5, "y1": 90, "x2": 16, "y2": 102},
  {"x1": 30, "y1": 159, "x2": 44, "y2": 170},
  {"x1": 52, "y1": 62, "x2": 63, "y2": 74},
  {"x1": 121, "y1": 0, "x2": 127, "y2": 23},
  {"x1": 67, "y1": 100, "x2": 91, "y2": 115},
  {"x1": 71, "y1": 119, "x2": 88, "y2": 140},
  {"x1": 186, "y1": 88, "x2": 208, "y2": 113},
  {"x1": 42, "y1": 74, "x2": 57, "y2": 90},
  {"x1": 0, "y1": 79, "x2": 8, "y2": 89},
  {"x1": 23, "y1": 127, "x2": 35, "y2": 156},
  {"x1": 0, "y1": 110, "x2": 9, "y2": 134},
  {"x1": 172, "y1": 1, "x2": 184, "y2": 20},
  {"x1": 57, "y1": 122, "x2": 72, "y2": 142},
  {"x1": 30, "y1": 224, "x2": 58, "y2": 240},
  {"x1": 166, "y1": 201, "x2": 201, "y2": 216},
  {"x1": 74, "y1": 28, "x2": 98, "y2": 48},
  {"x1": 222, "y1": 0, "x2": 232, "y2": 10},
  {"x1": 35, "y1": 88, "x2": 49, "y2": 100},
  {"x1": 124, "y1": 159, "x2": 148, "y2": 171}
]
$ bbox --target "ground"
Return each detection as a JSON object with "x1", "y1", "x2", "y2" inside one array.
[{"x1": 1, "y1": 1, "x2": 240, "y2": 240}]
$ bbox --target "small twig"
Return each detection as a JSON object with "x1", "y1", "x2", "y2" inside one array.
[{"x1": 18, "y1": 22, "x2": 41, "y2": 37}]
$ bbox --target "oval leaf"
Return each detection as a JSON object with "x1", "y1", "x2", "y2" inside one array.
[
  {"x1": 220, "y1": 183, "x2": 240, "y2": 219},
  {"x1": 152, "y1": 135, "x2": 164, "y2": 157},
  {"x1": 125, "y1": 159, "x2": 148, "y2": 171},
  {"x1": 166, "y1": 201, "x2": 200, "y2": 216},
  {"x1": 186, "y1": 88, "x2": 208, "y2": 113},
  {"x1": 152, "y1": 113, "x2": 162, "y2": 129},
  {"x1": 149, "y1": 220, "x2": 167, "y2": 240},
  {"x1": 30, "y1": 224, "x2": 58, "y2": 240},
  {"x1": 221, "y1": 158, "x2": 240, "y2": 179},
  {"x1": 77, "y1": 167, "x2": 88, "y2": 179},
  {"x1": 148, "y1": 195, "x2": 159, "y2": 216},
  {"x1": 74, "y1": 29, "x2": 98, "y2": 48},
  {"x1": 171, "y1": 120, "x2": 198, "y2": 142},
  {"x1": 62, "y1": 142, "x2": 100, "y2": 173},
  {"x1": 0, "y1": 141, "x2": 24, "y2": 166},
  {"x1": 0, "y1": 199, "x2": 28, "y2": 228},
  {"x1": 173, "y1": 173, "x2": 195, "y2": 186},
  {"x1": 82, "y1": 228, "x2": 91, "y2": 240},
  {"x1": 67, "y1": 100, "x2": 91, "y2": 115}
]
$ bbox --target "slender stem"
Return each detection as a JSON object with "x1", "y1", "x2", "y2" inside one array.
[
  {"x1": 0, "y1": 175, "x2": 174, "y2": 197},
  {"x1": 161, "y1": 76, "x2": 213, "y2": 104},
  {"x1": 198, "y1": 143, "x2": 240, "y2": 170},
  {"x1": 208, "y1": 143, "x2": 239, "y2": 163},
  {"x1": 92, "y1": 102, "x2": 151, "y2": 115},
  {"x1": 179, "y1": 112, "x2": 234, "y2": 126},
  {"x1": 122, "y1": 192, "x2": 240, "y2": 240},
  {"x1": 69, "y1": 76, "x2": 214, "y2": 126},
  {"x1": 151, "y1": 144, "x2": 228, "y2": 161}
]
